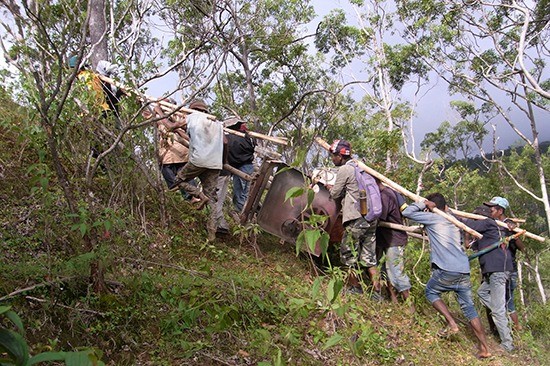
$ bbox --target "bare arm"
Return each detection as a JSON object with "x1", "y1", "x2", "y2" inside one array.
[{"x1": 154, "y1": 104, "x2": 186, "y2": 131}]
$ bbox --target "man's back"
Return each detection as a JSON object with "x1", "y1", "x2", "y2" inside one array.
[
  {"x1": 187, "y1": 112, "x2": 223, "y2": 169},
  {"x1": 377, "y1": 188, "x2": 407, "y2": 249},
  {"x1": 226, "y1": 134, "x2": 255, "y2": 168},
  {"x1": 403, "y1": 202, "x2": 469, "y2": 274}
]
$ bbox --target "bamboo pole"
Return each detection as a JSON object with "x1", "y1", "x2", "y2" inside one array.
[
  {"x1": 449, "y1": 208, "x2": 545, "y2": 242},
  {"x1": 97, "y1": 74, "x2": 288, "y2": 146},
  {"x1": 315, "y1": 137, "x2": 483, "y2": 239},
  {"x1": 168, "y1": 133, "x2": 253, "y2": 182},
  {"x1": 378, "y1": 221, "x2": 423, "y2": 233},
  {"x1": 468, "y1": 231, "x2": 526, "y2": 261},
  {"x1": 407, "y1": 232, "x2": 428, "y2": 241}
]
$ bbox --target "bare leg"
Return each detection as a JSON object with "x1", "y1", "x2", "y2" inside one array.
[
  {"x1": 470, "y1": 317, "x2": 491, "y2": 358},
  {"x1": 400, "y1": 289, "x2": 415, "y2": 313},
  {"x1": 387, "y1": 283, "x2": 398, "y2": 303},
  {"x1": 509, "y1": 312, "x2": 522, "y2": 330},
  {"x1": 367, "y1": 266, "x2": 381, "y2": 292},
  {"x1": 346, "y1": 270, "x2": 361, "y2": 288},
  {"x1": 431, "y1": 299, "x2": 459, "y2": 331}
]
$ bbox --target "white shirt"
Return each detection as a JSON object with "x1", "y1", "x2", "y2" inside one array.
[{"x1": 186, "y1": 112, "x2": 223, "y2": 169}]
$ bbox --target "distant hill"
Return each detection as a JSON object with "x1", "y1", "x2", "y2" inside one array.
[{"x1": 465, "y1": 140, "x2": 550, "y2": 171}]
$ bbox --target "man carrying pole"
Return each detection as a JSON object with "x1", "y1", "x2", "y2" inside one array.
[
  {"x1": 326, "y1": 139, "x2": 381, "y2": 298},
  {"x1": 402, "y1": 193, "x2": 491, "y2": 359},
  {"x1": 172, "y1": 99, "x2": 224, "y2": 242},
  {"x1": 375, "y1": 179, "x2": 412, "y2": 304},
  {"x1": 484, "y1": 197, "x2": 527, "y2": 331},
  {"x1": 463, "y1": 204, "x2": 514, "y2": 353}
]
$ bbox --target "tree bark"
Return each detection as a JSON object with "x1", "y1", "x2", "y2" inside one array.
[
  {"x1": 89, "y1": 0, "x2": 109, "y2": 69},
  {"x1": 87, "y1": 0, "x2": 109, "y2": 292}
]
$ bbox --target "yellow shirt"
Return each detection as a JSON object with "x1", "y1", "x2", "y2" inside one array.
[{"x1": 77, "y1": 70, "x2": 110, "y2": 111}]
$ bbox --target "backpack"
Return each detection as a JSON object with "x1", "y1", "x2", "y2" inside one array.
[
  {"x1": 351, "y1": 161, "x2": 382, "y2": 221},
  {"x1": 389, "y1": 188, "x2": 408, "y2": 213}
]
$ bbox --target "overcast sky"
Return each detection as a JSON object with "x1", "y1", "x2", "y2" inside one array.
[
  {"x1": 1, "y1": 0, "x2": 547, "y2": 154},
  {"x1": 137, "y1": 0, "x2": 550, "y2": 155}
]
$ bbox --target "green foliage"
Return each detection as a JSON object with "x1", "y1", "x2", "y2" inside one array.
[
  {"x1": 315, "y1": 9, "x2": 368, "y2": 70},
  {"x1": 383, "y1": 44, "x2": 429, "y2": 90},
  {"x1": 527, "y1": 303, "x2": 550, "y2": 347},
  {"x1": 0, "y1": 306, "x2": 104, "y2": 365}
]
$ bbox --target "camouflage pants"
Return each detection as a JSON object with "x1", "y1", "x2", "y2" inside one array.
[
  {"x1": 340, "y1": 217, "x2": 378, "y2": 268},
  {"x1": 176, "y1": 162, "x2": 220, "y2": 234}
]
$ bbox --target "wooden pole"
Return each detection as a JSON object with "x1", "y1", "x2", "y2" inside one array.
[
  {"x1": 378, "y1": 221, "x2": 423, "y2": 233},
  {"x1": 449, "y1": 208, "x2": 545, "y2": 242},
  {"x1": 168, "y1": 134, "x2": 253, "y2": 182},
  {"x1": 315, "y1": 137, "x2": 483, "y2": 239},
  {"x1": 97, "y1": 74, "x2": 288, "y2": 146},
  {"x1": 407, "y1": 232, "x2": 428, "y2": 241}
]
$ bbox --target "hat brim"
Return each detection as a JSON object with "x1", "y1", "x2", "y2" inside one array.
[{"x1": 483, "y1": 201, "x2": 497, "y2": 207}]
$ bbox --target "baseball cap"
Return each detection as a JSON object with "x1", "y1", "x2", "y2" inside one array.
[
  {"x1": 473, "y1": 205, "x2": 492, "y2": 218},
  {"x1": 68, "y1": 55, "x2": 78, "y2": 68},
  {"x1": 329, "y1": 139, "x2": 351, "y2": 156},
  {"x1": 483, "y1": 196, "x2": 510, "y2": 210}
]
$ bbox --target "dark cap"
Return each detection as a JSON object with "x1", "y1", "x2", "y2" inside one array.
[
  {"x1": 473, "y1": 205, "x2": 492, "y2": 218},
  {"x1": 189, "y1": 99, "x2": 208, "y2": 113},
  {"x1": 223, "y1": 116, "x2": 243, "y2": 128},
  {"x1": 329, "y1": 139, "x2": 351, "y2": 156}
]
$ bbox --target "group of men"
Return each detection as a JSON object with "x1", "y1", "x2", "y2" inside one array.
[
  {"x1": 79, "y1": 61, "x2": 526, "y2": 356},
  {"x1": 153, "y1": 99, "x2": 255, "y2": 241},
  {"x1": 327, "y1": 139, "x2": 525, "y2": 358}
]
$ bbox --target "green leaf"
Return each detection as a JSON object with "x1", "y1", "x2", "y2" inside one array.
[
  {"x1": 5, "y1": 310, "x2": 25, "y2": 335},
  {"x1": 28, "y1": 351, "x2": 67, "y2": 364},
  {"x1": 79, "y1": 223, "x2": 88, "y2": 237},
  {"x1": 326, "y1": 278, "x2": 335, "y2": 302},
  {"x1": 304, "y1": 230, "x2": 321, "y2": 253},
  {"x1": 307, "y1": 188, "x2": 315, "y2": 206},
  {"x1": 311, "y1": 277, "x2": 322, "y2": 299},
  {"x1": 326, "y1": 278, "x2": 343, "y2": 303},
  {"x1": 318, "y1": 232, "x2": 329, "y2": 257},
  {"x1": 295, "y1": 231, "x2": 305, "y2": 255},
  {"x1": 284, "y1": 187, "x2": 304, "y2": 203},
  {"x1": 65, "y1": 350, "x2": 102, "y2": 366},
  {"x1": 0, "y1": 306, "x2": 12, "y2": 315},
  {"x1": 0, "y1": 328, "x2": 29, "y2": 366},
  {"x1": 322, "y1": 333, "x2": 343, "y2": 350}
]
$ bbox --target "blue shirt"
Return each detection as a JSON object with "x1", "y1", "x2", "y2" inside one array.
[{"x1": 402, "y1": 202, "x2": 470, "y2": 274}]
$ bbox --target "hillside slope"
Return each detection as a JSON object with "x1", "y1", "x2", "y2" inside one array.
[{"x1": 1, "y1": 92, "x2": 549, "y2": 365}]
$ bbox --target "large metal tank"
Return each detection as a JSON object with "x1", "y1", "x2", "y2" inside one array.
[{"x1": 255, "y1": 164, "x2": 341, "y2": 256}]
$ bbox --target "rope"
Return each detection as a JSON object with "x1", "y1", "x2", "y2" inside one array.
[
  {"x1": 467, "y1": 231, "x2": 526, "y2": 261},
  {"x1": 412, "y1": 229, "x2": 427, "y2": 287}
]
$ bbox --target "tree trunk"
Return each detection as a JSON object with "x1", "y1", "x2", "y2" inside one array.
[
  {"x1": 518, "y1": 262, "x2": 525, "y2": 307},
  {"x1": 87, "y1": 0, "x2": 109, "y2": 292},
  {"x1": 89, "y1": 0, "x2": 109, "y2": 69}
]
